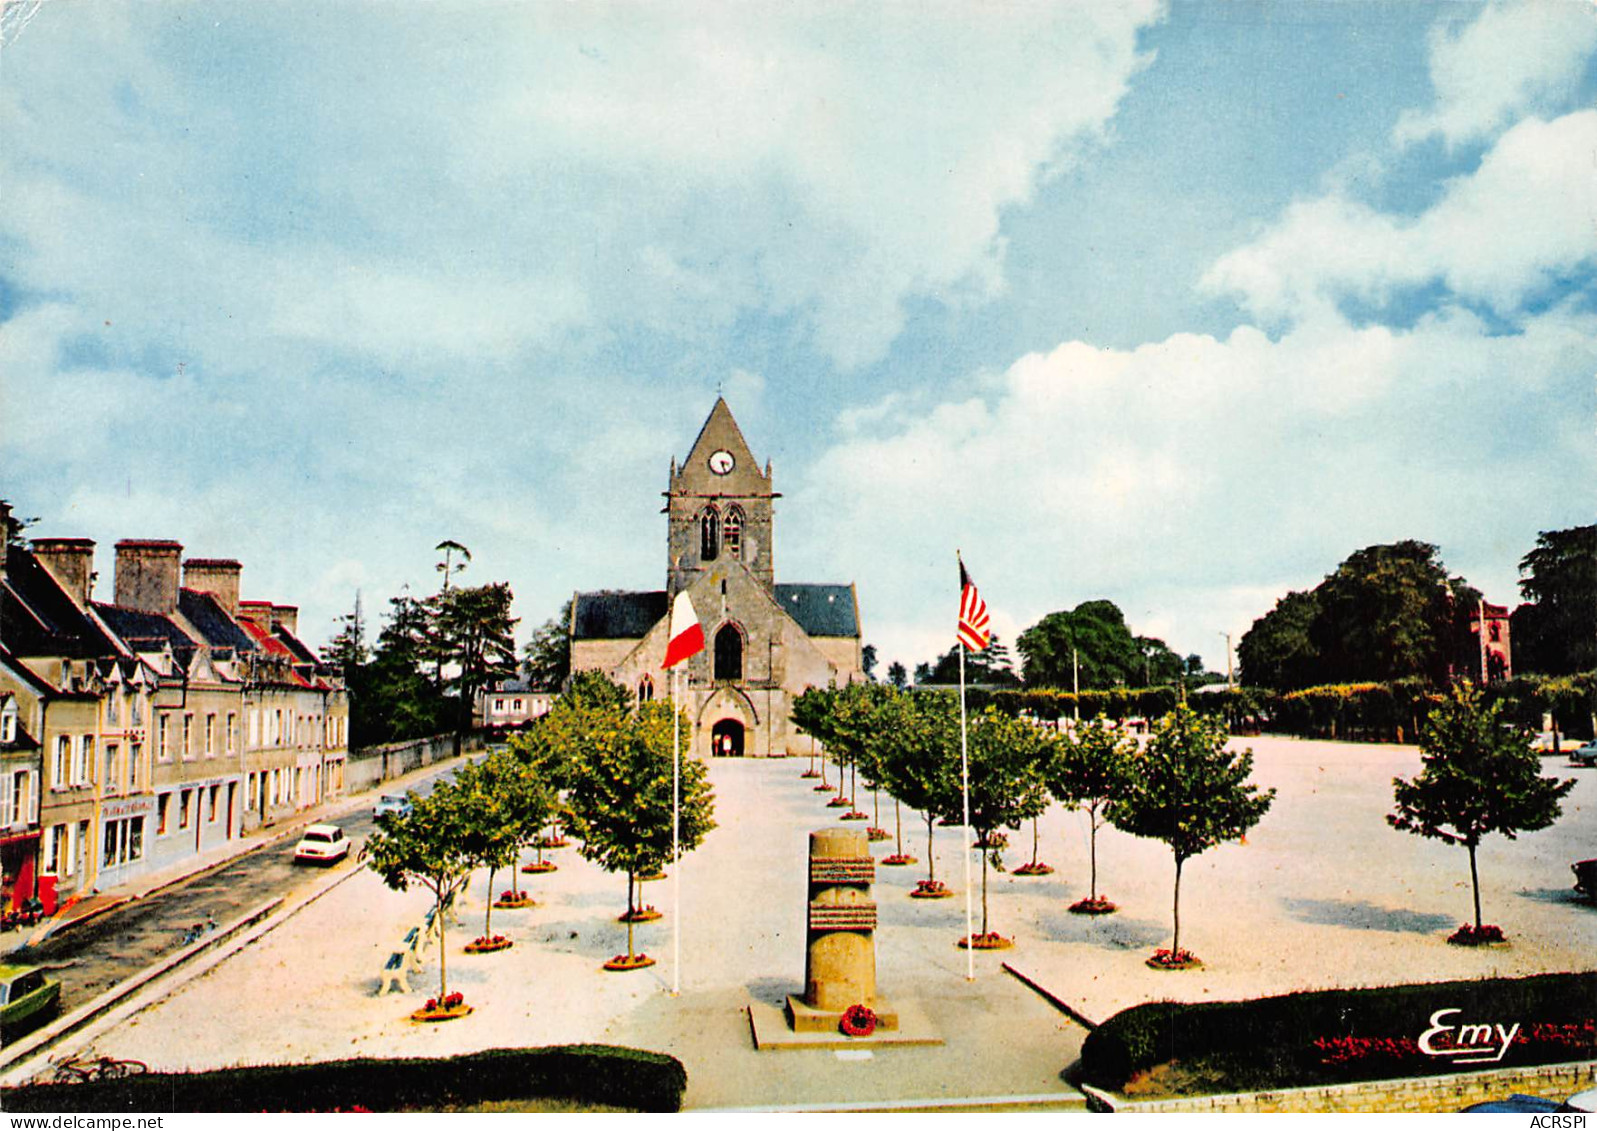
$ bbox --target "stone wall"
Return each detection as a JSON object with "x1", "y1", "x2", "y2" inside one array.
[
  {"x1": 345, "y1": 732, "x2": 485, "y2": 795},
  {"x1": 1083, "y1": 1059, "x2": 1597, "y2": 1114}
]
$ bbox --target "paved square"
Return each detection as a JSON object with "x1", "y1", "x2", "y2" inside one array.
[{"x1": 87, "y1": 737, "x2": 1596, "y2": 1109}]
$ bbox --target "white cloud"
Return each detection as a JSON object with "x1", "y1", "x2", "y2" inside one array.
[
  {"x1": 1394, "y1": 0, "x2": 1597, "y2": 149},
  {"x1": 789, "y1": 303, "x2": 1597, "y2": 672},
  {"x1": 1204, "y1": 111, "x2": 1597, "y2": 323}
]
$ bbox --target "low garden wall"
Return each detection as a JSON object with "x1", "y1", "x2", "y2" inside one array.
[{"x1": 345, "y1": 732, "x2": 486, "y2": 795}]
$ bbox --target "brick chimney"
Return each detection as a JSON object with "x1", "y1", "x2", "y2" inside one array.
[
  {"x1": 237, "y1": 600, "x2": 273, "y2": 629},
  {"x1": 183, "y1": 558, "x2": 242, "y2": 618},
  {"x1": 114, "y1": 539, "x2": 183, "y2": 616},
  {"x1": 270, "y1": 604, "x2": 299, "y2": 637},
  {"x1": 33, "y1": 538, "x2": 98, "y2": 607}
]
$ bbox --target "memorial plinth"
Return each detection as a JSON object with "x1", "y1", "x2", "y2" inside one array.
[{"x1": 749, "y1": 827, "x2": 941, "y2": 1050}]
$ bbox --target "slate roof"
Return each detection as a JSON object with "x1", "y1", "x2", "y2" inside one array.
[
  {"x1": 571, "y1": 583, "x2": 859, "y2": 641},
  {"x1": 178, "y1": 589, "x2": 257, "y2": 656},
  {"x1": 775, "y1": 583, "x2": 859, "y2": 638},
  {"x1": 571, "y1": 590, "x2": 669, "y2": 640},
  {"x1": 92, "y1": 602, "x2": 195, "y2": 656},
  {"x1": 0, "y1": 550, "x2": 124, "y2": 659},
  {"x1": 274, "y1": 628, "x2": 319, "y2": 666}
]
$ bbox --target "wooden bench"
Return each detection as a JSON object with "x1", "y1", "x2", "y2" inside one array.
[
  {"x1": 377, "y1": 950, "x2": 411, "y2": 995},
  {"x1": 400, "y1": 926, "x2": 425, "y2": 973}
]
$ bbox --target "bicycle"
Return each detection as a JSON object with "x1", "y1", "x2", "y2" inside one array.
[{"x1": 50, "y1": 1050, "x2": 150, "y2": 1084}]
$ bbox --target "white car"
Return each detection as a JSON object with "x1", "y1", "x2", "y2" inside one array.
[{"x1": 293, "y1": 823, "x2": 351, "y2": 866}]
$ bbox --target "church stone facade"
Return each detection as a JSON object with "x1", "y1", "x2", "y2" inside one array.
[{"x1": 569, "y1": 399, "x2": 863, "y2": 758}]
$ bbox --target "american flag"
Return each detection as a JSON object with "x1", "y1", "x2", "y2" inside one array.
[{"x1": 957, "y1": 557, "x2": 990, "y2": 652}]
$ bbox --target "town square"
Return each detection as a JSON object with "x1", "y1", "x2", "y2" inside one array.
[{"x1": 2, "y1": 0, "x2": 1595, "y2": 1117}]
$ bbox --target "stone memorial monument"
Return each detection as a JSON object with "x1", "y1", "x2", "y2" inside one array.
[{"x1": 785, "y1": 827, "x2": 899, "y2": 1034}]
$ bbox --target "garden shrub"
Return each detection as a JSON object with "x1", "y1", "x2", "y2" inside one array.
[
  {"x1": 0, "y1": 1044, "x2": 688, "y2": 1113},
  {"x1": 1080, "y1": 972, "x2": 1597, "y2": 1093}
]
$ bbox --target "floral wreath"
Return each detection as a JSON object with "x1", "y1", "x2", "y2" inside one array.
[{"x1": 839, "y1": 1003, "x2": 878, "y2": 1038}]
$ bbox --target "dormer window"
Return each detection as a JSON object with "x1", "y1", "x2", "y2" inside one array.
[
  {"x1": 700, "y1": 506, "x2": 720, "y2": 562},
  {"x1": 0, "y1": 702, "x2": 17, "y2": 745}
]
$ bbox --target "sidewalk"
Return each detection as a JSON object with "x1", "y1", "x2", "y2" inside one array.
[{"x1": 3, "y1": 746, "x2": 479, "y2": 958}]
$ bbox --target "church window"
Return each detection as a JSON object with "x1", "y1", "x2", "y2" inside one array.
[
  {"x1": 714, "y1": 624, "x2": 744, "y2": 682},
  {"x1": 724, "y1": 506, "x2": 744, "y2": 560},
  {"x1": 701, "y1": 506, "x2": 720, "y2": 561},
  {"x1": 638, "y1": 675, "x2": 655, "y2": 703}
]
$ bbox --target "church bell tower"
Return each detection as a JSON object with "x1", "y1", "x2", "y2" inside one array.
[{"x1": 666, "y1": 398, "x2": 777, "y2": 595}]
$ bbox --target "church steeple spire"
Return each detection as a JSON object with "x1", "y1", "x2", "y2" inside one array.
[{"x1": 666, "y1": 399, "x2": 777, "y2": 595}]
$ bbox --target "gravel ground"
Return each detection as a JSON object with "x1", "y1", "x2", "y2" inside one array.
[{"x1": 88, "y1": 735, "x2": 1596, "y2": 1109}]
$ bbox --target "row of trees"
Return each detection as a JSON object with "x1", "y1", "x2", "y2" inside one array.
[
  {"x1": 366, "y1": 672, "x2": 716, "y2": 1000},
  {"x1": 793, "y1": 682, "x2": 1274, "y2": 960},
  {"x1": 1240, "y1": 527, "x2": 1595, "y2": 692},
  {"x1": 321, "y1": 543, "x2": 520, "y2": 749}
]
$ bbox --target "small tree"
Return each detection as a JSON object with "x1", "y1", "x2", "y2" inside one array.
[
  {"x1": 452, "y1": 756, "x2": 522, "y2": 940},
  {"x1": 1107, "y1": 704, "x2": 1274, "y2": 966},
  {"x1": 366, "y1": 783, "x2": 476, "y2": 1003},
  {"x1": 933, "y1": 707, "x2": 1054, "y2": 944},
  {"x1": 1049, "y1": 718, "x2": 1136, "y2": 912},
  {"x1": 1389, "y1": 682, "x2": 1575, "y2": 942},
  {"x1": 563, "y1": 699, "x2": 716, "y2": 965},
  {"x1": 877, "y1": 691, "x2": 961, "y2": 891},
  {"x1": 791, "y1": 685, "x2": 837, "y2": 788}
]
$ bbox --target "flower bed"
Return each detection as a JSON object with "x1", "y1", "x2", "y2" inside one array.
[
  {"x1": 812, "y1": 782, "x2": 834, "y2": 792},
  {"x1": 800, "y1": 770, "x2": 821, "y2": 779},
  {"x1": 495, "y1": 891, "x2": 535, "y2": 909},
  {"x1": 619, "y1": 905, "x2": 662, "y2": 923},
  {"x1": 957, "y1": 931, "x2": 1013, "y2": 950},
  {"x1": 879, "y1": 853, "x2": 917, "y2": 866},
  {"x1": 972, "y1": 832, "x2": 1008, "y2": 850},
  {"x1": 839, "y1": 810, "x2": 868, "y2": 821},
  {"x1": 1145, "y1": 947, "x2": 1202, "y2": 970},
  {"x1": 465, "y1": 934, "x2": 512, "y2": 954},
  {"x1": 1069, "y1": 895, "x2": 1118, "y2": 915},
  {"x1": 866, "y1": 827, "x2": 891, "y2": 842},
  {"x1": 603, "y1": 953, "x2": 657, "y2": 972},
  {"x1": 909, "y1": 879, "x2": 954, "y2": 899},
  {"x1": 411, "y1": 992, "x2": 471, "y2": 1022},
  {"x1": 535, "y1": 836, "x2": 568, "y2": 850},
  {"x1": 521, "y1": 861, "x2": 558, "y2": 874},
  {"x1": 1447, "y1": 923, "x2": 1507, "y2": 946},
  {"x1": 839, "y1": 1004, "x2": 878, "y2": 1038},
  {"x1": 1012, "y1": 862, "x2": 1054, "y2": 876},
  {"x1": 825, "y1": 796, "x2": 850, "y2": 808}
]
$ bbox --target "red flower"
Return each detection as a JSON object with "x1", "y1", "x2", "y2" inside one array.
[{"x1": 839, "y1": 1004, "x2": 878, "y2": 1037}]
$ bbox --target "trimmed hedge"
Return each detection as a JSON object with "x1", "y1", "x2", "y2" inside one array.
[
  {"x1": 1079, "y1": 972, "x2": 1597, "y2": 1094},
  {"x1": 0, "y1": 1045, "x2": 687, "y2": 1113}
]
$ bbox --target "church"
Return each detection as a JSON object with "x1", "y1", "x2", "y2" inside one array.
[{"x1": 568, "y1": 399, "x2": 864, "y2": 757}]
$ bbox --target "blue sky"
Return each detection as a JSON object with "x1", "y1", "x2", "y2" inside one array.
[{"x1": 2, "y1": 0, "x2": 1593, "y2": 676}]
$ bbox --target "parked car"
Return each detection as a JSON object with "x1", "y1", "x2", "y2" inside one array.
[
  {"x1": 0, "y1": 964, "x2": 61, "y2": 1042},
  {"x1": 1574, "y1": 859, "x2": 1597, "y2": 902},
  {"x1": 293, "y1": 823, "x2": 351, "y2": 866},
  {"x1": 1529, "y1": 730, "x2": 1560, "y2": 754},
  {"x1": 1568, "y1": 741, "x2": 1597, "y2": 767},
  {"x1": 372, "y1": 794, "x2": 413, "y2": 819}
]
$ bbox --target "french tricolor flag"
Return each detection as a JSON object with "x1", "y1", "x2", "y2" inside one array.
[{"x1": 661, "y1": 590, "x2": 705, "y2": 670}]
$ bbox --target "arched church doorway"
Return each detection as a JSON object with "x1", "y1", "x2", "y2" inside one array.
[{"x1": 712, "y1": 718, "x2": 745, "y2": 758}]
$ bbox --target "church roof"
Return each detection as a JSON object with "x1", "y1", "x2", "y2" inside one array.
[
  {"x1": 774, "y1": 584, "x2": 858, "y2": 638},
  {"x1": 571, "y1": 590, "x2": 670, "y2": 640}
]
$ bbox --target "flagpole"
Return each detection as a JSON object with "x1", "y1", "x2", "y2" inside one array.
[
  {"x1": 959, "y1": 636, "x2": 974, "y2": 981},
  {"x1": 672, "y1": 663, "x2": 681, "y2": 997}
]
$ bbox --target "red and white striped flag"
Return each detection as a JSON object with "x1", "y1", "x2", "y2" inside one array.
[
  {"x1": 957, "y1": 558, "x2": 990, "y2": 652},
  {"x1": 662, "y1": 590, "x2": 705, "y2": 670}
]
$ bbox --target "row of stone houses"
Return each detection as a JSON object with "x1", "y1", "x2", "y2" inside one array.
[{"x1": 0, "y1": 508, "x2": 348, "y2": 915}]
